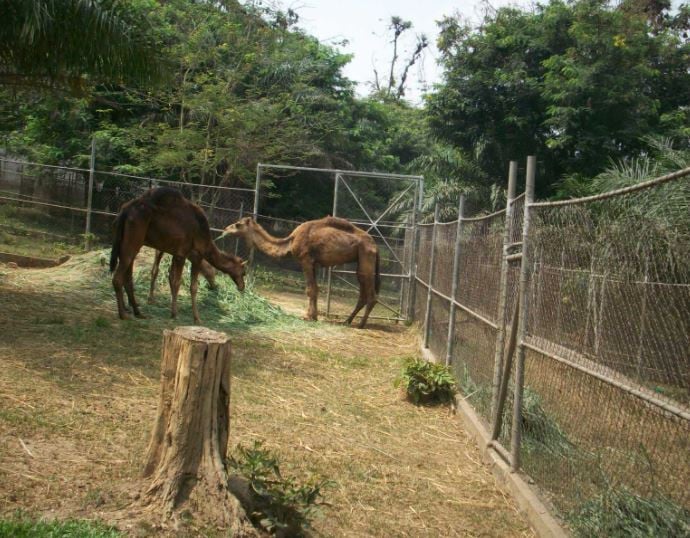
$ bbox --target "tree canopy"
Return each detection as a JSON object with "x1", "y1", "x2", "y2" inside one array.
[
  {"x1": 0, "y1": 0, "x2": 688, "y2": 218},
  {"x1": 427, "y1": 0, "x2": 690, "y2": 194}
]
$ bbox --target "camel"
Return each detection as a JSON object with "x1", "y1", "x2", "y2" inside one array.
[
  {"x1": 147, "y1": 250, "x2": 217, "y2": 305},
  {"x1": 222, "y1": 216, "x2": 380, "y2": 328},
  {"x1": 110, "y1": 187, "x2": 246, "y2": 323}
]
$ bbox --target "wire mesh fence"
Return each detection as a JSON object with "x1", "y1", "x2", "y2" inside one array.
[
  {"x1": 416, "y1": 161, "x2": 690, "y2": 528},
  {"x1": 0, "y1": 156, "x2": 255, "y2": 253}
]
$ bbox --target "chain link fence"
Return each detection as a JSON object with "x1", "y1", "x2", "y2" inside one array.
[
  {"x1": 0, "y1": 156, "x2": 255, "y2": 256},
  {"x1": 415, "y1": 160, "x2": 690, "y2": 530}
]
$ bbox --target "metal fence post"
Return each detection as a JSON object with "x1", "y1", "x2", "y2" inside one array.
[
  {"x1": 491, "y1": 161, "x2": 518, "y2": 421},
  {"x1": 444, "y1": 195, "x2": 465, "y2": 366},
  {"x1": 249, "y1": 165, "x2": 262, "y2": 268},
  {"x1": 84, "y1": 137, "x2": 96, "y2": 251},
  {"x1": 423, "y1": 203, "x2": 440, "y2": 349},
  {"x1": 234, "y1": 201, "x2": 244, "y2": 257},
  {"x1": 406, "y1": 178, "x2": 422, "y2": 321},
  {"x1": 326, "y1": 173, "x2": 340, "y2": 317},
  {"x1": 511, "y1": 155, "x2": 536, "y2": 472}
]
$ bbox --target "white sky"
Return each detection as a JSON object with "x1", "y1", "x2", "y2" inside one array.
[{"x1": 282, "y1": 0, "x2": 530, "y2": 104}]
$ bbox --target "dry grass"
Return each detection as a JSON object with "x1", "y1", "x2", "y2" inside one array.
[{"x1": 0, "y1": 249, "x2": 534, "y2": 537}]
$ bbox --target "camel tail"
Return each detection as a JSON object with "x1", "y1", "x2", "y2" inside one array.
[
  {"x1": 375, "y1": 250, "x2": 381, "y2": 294},
  {"x1": 110, "y1": 211, "x2": 126, "y2": 272}
]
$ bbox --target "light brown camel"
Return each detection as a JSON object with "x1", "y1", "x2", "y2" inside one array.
[
  {"x1": 222, "y1": 216, "x2": 380, "y2": 328},
  {"x1": 147, "y1": 250, "x2": 217, "y2": 305},
  {"x1": 110, "y1": 187, "x2": 246, "y2": 323}
]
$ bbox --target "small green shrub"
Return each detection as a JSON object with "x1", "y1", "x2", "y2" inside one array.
[
  {"x1": 228, "y1": 441, "x2": 331, "y2": 536},
  {"x1": 568, "y1": 486, "x2": 690, "y2": 537},
  {"x1": 395, "y1": 358, "x2": 457, "y2": 405}
]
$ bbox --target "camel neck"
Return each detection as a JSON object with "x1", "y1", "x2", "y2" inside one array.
[
  {"x1": 205, "y1": 242, "x2": 229, "y2": 269},
  {"x1": 249, "y1": 221, "x2": 292, "y2": 258}
]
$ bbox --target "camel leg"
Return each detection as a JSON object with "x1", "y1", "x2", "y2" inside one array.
[
  {"x1": 349, "y1": 250, "x2": 378, "y2": 329},
  {"x1": 124, "y1": 264, "x2": 146, "y2": 318},
  {"x1": 357, "y1": 275, "x2": 378, "y2": 329},
  {"x1": 112, "y1": 225, "x2": 146, "y2": 321},
  {"x1": 168, "y1": 255, "x2": 185, "y2": 320},
  {"x1": 189, "y1": 259, "x2": 202, "y2": 324},
  {"x1": 148, "y1": 250, "x2": 165, "y2": 304},
  {"x1": 200, "y1": 260, "x2": 217, "y2": 290},
  {"x1": 301, "y1": 260, "x2": 318, "y2": 321}
]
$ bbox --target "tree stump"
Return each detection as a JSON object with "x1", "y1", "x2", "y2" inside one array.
[{"x1": 138, "y1": 326, "x2": 257, "y2": 535}]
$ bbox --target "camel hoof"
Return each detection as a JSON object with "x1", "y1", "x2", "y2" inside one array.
[
  {"x1": 119, "y1": 312, "x2": 132, "y2": 321},
  {"x1": 301, "y1": 315, "x2": 317, "y2": 322}
]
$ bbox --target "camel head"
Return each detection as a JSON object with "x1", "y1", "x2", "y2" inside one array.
[
  {"x1": 217, "y1": 253, "x2": 248, "y2": 291},
  {"x1": 221, "y1": 216, "x2": 255, "y2": 244}
]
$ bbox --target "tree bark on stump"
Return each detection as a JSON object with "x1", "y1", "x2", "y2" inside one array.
[{"x1": 138, "y1": 326, "x2": 257, "y2": 535}]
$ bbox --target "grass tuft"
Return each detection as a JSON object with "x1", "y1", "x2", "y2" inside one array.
[{"x1": 0, "y1": 513, "x2": 120, "y2": 537}]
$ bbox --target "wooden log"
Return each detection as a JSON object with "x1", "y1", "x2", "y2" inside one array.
[{"x1": 138, "y1": 326, "x2": 257, "y2": 535}]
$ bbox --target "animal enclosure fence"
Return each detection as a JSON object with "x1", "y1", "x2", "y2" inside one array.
[
  {"x1": 415, "y1": 158, "x2": 690, "y2": 525},
  {"x1": 0, "y1": 152, "x2": 255, "y2": 255},
  {"x1": 251, "y1": 164, "x2": 422, "y2": 323}
]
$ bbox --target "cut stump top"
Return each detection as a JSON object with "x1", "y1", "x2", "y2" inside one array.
[{"x1": 166, "y1": 326, "x2": 230, "y2": 344}]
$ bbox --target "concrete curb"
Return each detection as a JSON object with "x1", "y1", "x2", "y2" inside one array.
[
  {"x1": 419, "y1": 343, "x2": 568, "y2": 537},
  {"x1": 454, "y1": 396, "x2": 568, "y2": 538}
]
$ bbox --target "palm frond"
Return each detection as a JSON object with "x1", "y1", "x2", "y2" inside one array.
[{"x1": 0, "y1": 0, "x2": 165, "y2": 88}]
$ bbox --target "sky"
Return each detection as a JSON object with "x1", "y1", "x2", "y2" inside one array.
[{"x1": 275, "y1": 0, "x2": 530, "y2": 103}]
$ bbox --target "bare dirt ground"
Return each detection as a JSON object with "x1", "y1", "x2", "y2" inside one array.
[{"x1": 0, "y1": 250, "x2": 534, "y2": 537}]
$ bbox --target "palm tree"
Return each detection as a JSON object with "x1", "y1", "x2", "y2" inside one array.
[{"x1": 0, "y1": 0, "x2": 164, "y2": 89}]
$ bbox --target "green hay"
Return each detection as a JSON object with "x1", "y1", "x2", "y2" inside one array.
[
  {"x1": 146, "y1": 253, "x2": 304, "y2": 329},
  {"x1": 568, "y1": 487, "x2": 690, "y2": 538}
]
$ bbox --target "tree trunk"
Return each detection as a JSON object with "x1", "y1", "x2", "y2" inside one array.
[{"x1": 138, "y1": 326, "x2": 257, "y2": 535}]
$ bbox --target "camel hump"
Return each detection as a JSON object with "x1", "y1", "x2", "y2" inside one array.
[
  {"x1": 146, "y1": 187, "x2": 187, "y2": 207},
  {"x1": 322, "y1": 216, "x2": 359, "y2": 233}
]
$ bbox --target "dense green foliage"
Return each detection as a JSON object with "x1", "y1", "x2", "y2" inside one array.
[
  {"x1": 396, "y1": 358, "x2": 458, "y2": 404},
  {"x1": 0, "y1": 0, "x2": 163, "y2": 89},
  {"x1": 427, "y1": 0, "x2": 690, "y2": 195}
]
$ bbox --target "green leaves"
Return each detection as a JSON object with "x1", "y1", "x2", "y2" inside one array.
[
  {"x1": 0, "y1": 0, "x2": 165, "y2": 89},
  {"x1": 228, "y1": 441, "x2": 333, "y2": 535},
  {"x1": 429, "y1": 0, "x2": 690, "y2": 193},
  {"x1": 395, "y1": 358, "x2": 457, "y2": 405}
]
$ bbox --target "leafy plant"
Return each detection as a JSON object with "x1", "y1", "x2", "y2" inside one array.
[
  {"x1": 568, "y1": 486, "x2": 690, "y2": 538},
  {"x1": 228, "y1": 441, "x2": 332, "y2": 536},
  {"x1": 395, "y1": 357, "x2": 457, "y2": 405}
]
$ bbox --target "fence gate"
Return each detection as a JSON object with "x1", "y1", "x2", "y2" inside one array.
[{"x1": 254, "y1": 164, "x2": 423, "y2": 322}]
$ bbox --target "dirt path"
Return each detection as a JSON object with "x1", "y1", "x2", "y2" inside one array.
[{"x1": 0, "y1": 253, "x2": 534, "y2": 537}]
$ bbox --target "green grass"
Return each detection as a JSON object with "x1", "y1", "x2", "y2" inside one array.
[
  {"x1": 0, "y1": 203, "x2": 83, "y2": 258},
  {"x1": 568, "y1": 487, "x2": 690, "y2": 538},
  {"x1": 0, "y1": 514, "x2": 120, "y2": 537}
]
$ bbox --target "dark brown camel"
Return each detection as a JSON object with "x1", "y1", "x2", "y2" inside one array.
[
  {"x1": 147, "y1": 250, "x2": 217, "y2": 305},
  {"x1": 110, "y1": 187, "x2": 246, "y2": 323},
  {"x1": 222, "y1": 216, "x2": 380, "y2": 328}
]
